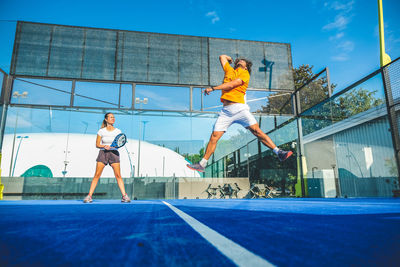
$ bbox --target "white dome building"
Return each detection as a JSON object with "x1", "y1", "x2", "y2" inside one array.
[{"x1": 1, "y1": 133, "x2": 201, "y2": 178}]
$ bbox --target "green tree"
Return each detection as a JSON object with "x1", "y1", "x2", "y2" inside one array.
[
  {"x1": 262, "y1": 65, "x2": 335, "y2": 114},
  {"x1": 184, "y1": 147, "x2": 204, "y2": 164},
  {"x1": 333, "y1": 89, "x2": 384, "y2": 119}
]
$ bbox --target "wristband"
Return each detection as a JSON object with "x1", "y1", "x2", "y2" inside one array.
[{"x1": 211, "y1": 86, "x2": 216, "y2": 91}]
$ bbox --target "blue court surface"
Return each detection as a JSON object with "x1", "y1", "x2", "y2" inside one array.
[{"x1": 1, "y1": 198, "x2": 400, "y2": 266}]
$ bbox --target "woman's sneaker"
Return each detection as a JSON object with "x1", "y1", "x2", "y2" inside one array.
[
  {"x1": 121, "y1": 194, "x2": 131, "y2": 203},
  {"x1": 83, "y1": 195, "x2": 93, "y2": 203}
]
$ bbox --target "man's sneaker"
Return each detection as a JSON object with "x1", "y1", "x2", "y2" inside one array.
[
  {"x1": 83, "y1": 195, "x2": 92, "y2": 203},
  {"x1": 278, "y1": 150, "x2": 293, "y2": 162},
  {"x1": 121, "y1": 194, "x2": 131, "y2": 203},
  {"x1": 187, "y1": 163, "x2": 205, "y2": 172}
]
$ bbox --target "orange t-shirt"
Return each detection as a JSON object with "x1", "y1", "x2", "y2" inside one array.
[{"x1": 220, "y1": 62, "x2": 250, "y2": 104}]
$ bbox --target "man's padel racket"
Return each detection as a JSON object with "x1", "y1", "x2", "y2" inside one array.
[{"x1": 110, "y1": 133, "x2": 127, "y2": 149}]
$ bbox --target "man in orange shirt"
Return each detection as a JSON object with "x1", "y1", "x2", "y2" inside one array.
[{"x1": 187, "y1": 55, "x2": 293, "y2": 172}]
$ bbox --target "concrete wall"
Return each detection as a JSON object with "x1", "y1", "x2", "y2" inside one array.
[{"x1": 1, "y1": 177, "x2": 250, "y2": 200}]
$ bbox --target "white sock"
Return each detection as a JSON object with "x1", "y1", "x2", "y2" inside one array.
[
  {"x1": 199, "y1": 158, "x2": 208, "y2": 167},
  {"x1": 273, "y1": 147, "x2": 280, "y2": 155}
]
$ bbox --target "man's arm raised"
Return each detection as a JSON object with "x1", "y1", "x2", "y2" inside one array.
[
  {"x1": 219, "y1": 55, "x2": 233, "y2": 68},
  {"x1": 204, "y1": 79, "x2": 244, "y2": 95}
]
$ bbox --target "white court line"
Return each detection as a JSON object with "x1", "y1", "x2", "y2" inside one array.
[{"x1": 162, "y1": 201, "x2": 275, "y2": 267}]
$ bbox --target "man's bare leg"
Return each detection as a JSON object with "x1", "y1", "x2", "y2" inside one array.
[
  {"x1": 247, "y1": 124, "x2": 276, "y2": 149},
  {"x1": 203, "y1": 131, "x2": 225, "y2": 160},
  {"x1": 247, "y1": 123, "x2": 293, "y2": 161},
  {"x1": 187, "y1": 131, "x2": 224, "y2": 172}
]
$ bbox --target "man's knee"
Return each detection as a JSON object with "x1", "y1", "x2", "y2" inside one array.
[
  {"x1": 249, "y1": 125, "x2": 263, "y2": 137},
  {"x1": 210, "y1": 131, "x2": 223, "y2": 142}
]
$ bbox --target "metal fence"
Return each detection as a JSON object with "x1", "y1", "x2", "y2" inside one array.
[{"x1": 206, "y1": 57, "x2": 400, "y2": 198}]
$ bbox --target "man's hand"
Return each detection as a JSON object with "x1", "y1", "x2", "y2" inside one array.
[
  {"x1": 219, "y1": 55, "x2": 233, "y2": 68},
  {"x1": 203, "y1": 87, "x2": 214, "y2": 95}
]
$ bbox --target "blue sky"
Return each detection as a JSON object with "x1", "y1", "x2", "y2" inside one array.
[{"x1": 0, "y1": 0, "x2": 399, "y2": 91}]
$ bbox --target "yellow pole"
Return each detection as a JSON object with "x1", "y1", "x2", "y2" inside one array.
[{"x1": 378, "y1": 0, "x2": 391, "y2": 67}]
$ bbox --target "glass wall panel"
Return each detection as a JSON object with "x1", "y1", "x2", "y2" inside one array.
[
  {"x1": 1, "y1": 106, "x2": 71, "y2": 177},
  {"x1": 262, "y1": 119, "x2": 298, "y2": 153},
  {"x1": 264, "y1": 91, "x2": 292, "y2": 114},
  {"x1": 1, "y1": 106, "x2": 222, "y2": 179},
  {"x1": 135, "y1": 85, "x2": 189, "y2": 111},
  {"x1": 298, "y1": 70, "x2": 330, "y2": 113},
  {"x1": 248, "y1": 139, "x2": 259, "y2": 158},
  {"x1": 301, "y1": 72, "x2": 385, "y2": 137},
  {"x1": 192, "y1": 87, "x2": 221, "y2": 112},
  {"x1": 276, "y1": 116, "x2": 294, "y2": 127},
  {"x1": 259, "y1": 115, "x2": 276, "y2": 133},
  {"x1": 300, "y1": 68, "x2": 399, "y2": 198},
  {"x1": 11, "y1": 78, "x2": 71, "y2": 106},
  {"x1": 246, "y1": 90, "x2": 270, "y2": 113},
  {"x1": 120, "y1": 84, "x2": 132, "y2": 109},
  {"x1": 74, "y1": 81, "x2": 119, "y2": 108},
  {"x1": 226, "y1": 152, "x2": 237, "y2": 177}
]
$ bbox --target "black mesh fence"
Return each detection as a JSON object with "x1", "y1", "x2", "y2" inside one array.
[{"x1": 11, "y1": 21, "x2": 294, "y2": 90}]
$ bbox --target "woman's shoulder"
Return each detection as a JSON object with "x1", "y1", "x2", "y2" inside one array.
[
  {"x1": 97, "y1": 127, "x2": 106, "y2": 135},
  {"x1": 112, "y1": 128, "x2": 122, "y2": 135}
]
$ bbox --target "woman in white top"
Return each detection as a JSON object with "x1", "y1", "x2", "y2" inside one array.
[{"x1": 83, "y1": 113, "x2": 131, "y2": 203}]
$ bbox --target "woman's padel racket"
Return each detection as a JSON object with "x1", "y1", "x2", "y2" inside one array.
[{"x1": 110, "y1": 133, "x2": 127, "y2": 149}]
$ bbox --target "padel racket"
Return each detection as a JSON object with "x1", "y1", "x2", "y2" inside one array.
[{"x1": 110, "y1": 133, "x2": 127, "y2": 149}]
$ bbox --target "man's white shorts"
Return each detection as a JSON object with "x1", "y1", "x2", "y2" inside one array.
[{"x1": 213, "y1": 103, "x2": 257, "y2": 132}]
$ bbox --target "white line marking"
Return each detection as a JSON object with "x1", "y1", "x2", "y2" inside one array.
[{"x1": 162, "y1": 201, "x2": 275, "y2": 267}]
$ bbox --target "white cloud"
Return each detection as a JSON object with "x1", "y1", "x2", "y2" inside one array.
[
  {"x1": 337, "y1": 41, "x2": 354, "y2": 52},
  {"x1": 331, "y1": 54, "x2": 349, "y2": 62},
  {"x1": 322, "y1": 1, "x2": 355, "y2": 31},
  {"x1": 329, "y1": 0, "x2": 355, "y2": 11},
  {"x1": 329, "y1": 32, "x2": 345, "y2": 41},
  {"x1": 137, "y1": 91, "x2": 187, "y2": 111},
  {"x1": 323, "y1": 1, "x2": 356, "y2": 62},
  {"x1": 323, "y1": 15, "x2": 350, "y2": 31},
  {"x1": 205, "y1": 11, "x2": 220, "y2": 24}
]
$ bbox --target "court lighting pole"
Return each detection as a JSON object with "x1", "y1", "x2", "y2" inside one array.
[
  {"x1": 12, "y1": 135, "x2": 29, "y2": 177},
  {"x1": 142, "y1": 121, "x2": 149, "y2": 140},
  {"x1": 9, "y1": 91, "x2": 28, "y2": 177},
  {"x1": 135, "y1": 97, "x2": 148, "y2": 177}
]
